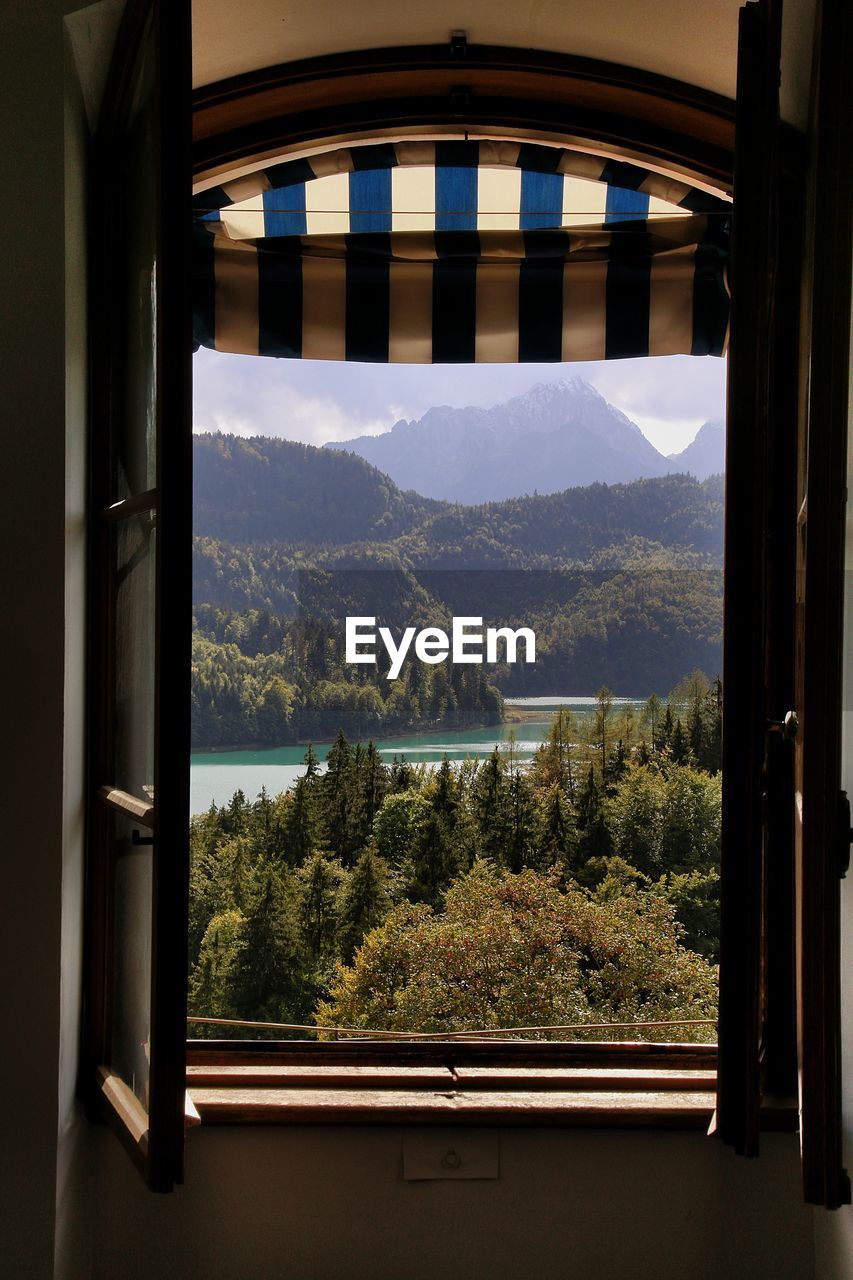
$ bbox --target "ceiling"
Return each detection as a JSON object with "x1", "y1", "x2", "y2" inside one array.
[
  {"x1": 192, "y1": 1, "x2": 744, "y2": 97},
  {"x1": 192, "y1": 0, "x2": 815, "y2": 128}
]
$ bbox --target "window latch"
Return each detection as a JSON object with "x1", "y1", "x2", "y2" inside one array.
[{"x1": 767, "y1": 710, "x2": 798, "y2": 742}]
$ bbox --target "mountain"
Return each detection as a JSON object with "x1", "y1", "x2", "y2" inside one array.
[
  {"x1": 325, "y1": 378, "x2": 673, "y2": 503},
  {"x1": 193, "y1": 432, "x2": 440, "y2": 544},
  {"x1": 191, "y1": 433, "x2": 724, "y2": 742},
  {"x1": 668, "y1": 419, "x2": 726, "y2": 479},
  {"x1": 193, "y1": 432, "x2": 723, "y2": 562}
]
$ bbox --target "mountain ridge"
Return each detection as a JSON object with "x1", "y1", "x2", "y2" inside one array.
[
  {"x1": 667, "y1": 419, "x2": 726, "y2": 480},
  {"x1": 325, "y1": 377, "x2": 708, "y2": 503}
]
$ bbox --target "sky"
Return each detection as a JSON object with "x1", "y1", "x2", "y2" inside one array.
[{"x1": 192, "y1": 348, "x2": 727, "y2": 457}]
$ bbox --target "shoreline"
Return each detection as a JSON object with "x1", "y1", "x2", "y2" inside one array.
[
  {"x1": 191, "y1": 716, "x2": 510, "y2": 758},
  {"x1": 190, "y1": 697, "x2": 644, "y2": 758}
]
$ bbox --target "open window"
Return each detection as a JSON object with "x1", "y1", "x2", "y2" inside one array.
[
  {"x1": 83, "y1": 1, "x2": 850, "y2": 1204},
  {"x1": 82, "y1": 0, "x2": 193, "y2": 1191}
]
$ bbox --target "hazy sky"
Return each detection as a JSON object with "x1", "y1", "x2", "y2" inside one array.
[{"x1": 193, "y1": 348, "x2": 727, "y2": 456}]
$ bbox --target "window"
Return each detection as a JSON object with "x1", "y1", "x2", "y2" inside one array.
[{"x1": 83, "y1": 1, "x2": 851, "y2": 1205}]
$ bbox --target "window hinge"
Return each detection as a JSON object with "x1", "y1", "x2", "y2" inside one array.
[{"x1": 838, "y1": 791, "x2": 851, "y2": 879}]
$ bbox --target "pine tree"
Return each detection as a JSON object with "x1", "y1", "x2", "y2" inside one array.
[
  {"x1": 506, "y1": 767, "x2": 536, "y2": 873},
  {"x1": 283, "y1": 776, "x2": 320, "y2": 865},
  {"x1": 229, "y1": 861, "x2": 303, "y2": 1024},
  {"x1": 534, "y1": 784, "x2": 576, "y2": 871},
  {"x1": 670, "y1": 718, "x2": 689, "y2": 764},
  {"x1": 338, "y1": 845, "x2": 391, "y2": 962},
  {"x1": 575, "y1": 764, "x2": 613, "y2": 868},
  {"x1": 321, "y1": 729, "x2": 359, "y2": 862},
  {"x1": 297, "y1": 851, "x2": 344, "y2": 961},
  {"x1": 303, "y1": 742, "x2": 320, "y2": 779},
  {"x1": 593, "y1": 685, "x2": 614, "y2": 781}
]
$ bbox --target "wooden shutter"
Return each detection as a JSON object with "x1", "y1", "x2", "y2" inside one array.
[
  {"x1": 792, "y1": 0, "x2": 852, "y2": 1210},
  {"x1": 83, "y1": 0, "x2": 193, "y2": 1191},
  {"x1": 716, "y1": 0, "x2": 784, "y2": 1158},
  {"x1": 718, "y1": 0, "x2": 852, "y2": 1207}
]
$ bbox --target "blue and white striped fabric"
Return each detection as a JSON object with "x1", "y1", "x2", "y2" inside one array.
[{"x1": 194, "y1": 140, "x2": 730, "y2": 363}]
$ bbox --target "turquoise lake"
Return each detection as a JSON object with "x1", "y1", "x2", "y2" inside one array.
[{"x1": 190, "y1": 696, "x2": 644, "y2": 815}]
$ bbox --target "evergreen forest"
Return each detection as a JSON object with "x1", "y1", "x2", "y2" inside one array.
[{"x1": 188, "y1": 675, "x2": 722, "y2": 1041}]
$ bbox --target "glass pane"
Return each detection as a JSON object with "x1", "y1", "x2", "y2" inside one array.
[
  {"x1": 111, "y1": 20, "x2": 158, "y2": 502},
  {"x1": 110, "y1": 810, "x2": 153, "y2": 1109},
  {"x1": 113, "y1": 515, "x2": 156, "y2": 801}
]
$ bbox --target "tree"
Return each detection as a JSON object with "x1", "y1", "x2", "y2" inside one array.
[
  {"x1": 281, "y1": 776, "x2": 321, "y2": 865},
  {"x1": 641, "y1": 692, "x2": 663, "y2": 752},
  {"x1": 228, "y1": 861, "x2": 304, "y2": 1025},
  {"x1": 317, "y1": 864, "x2": 717, "y2": 1041},
  {"x1": 321, "y1": 730, "x2": 360, "y2": 863},
  {"x1": 593, "y1": 685, "x2": 614, "y2": 780},
  {"x1": 372, "y1": 789, "x2": 431, "y2": 866},
  {"x1": 534, "y1": 784, "x2": 576, "y2": 872},
  {"x1": 530, "y1": 708, "x2": 576, "y2": 798},
  {"x1": 297, "y1": 851, "x2": 344, "y2": 961},
  {"x1": 256, "y1": 675, "x2": 296, "y2": 743},
  {"x1": 575, "y1": 765, "x2": 613, "y2": 871},
  {"x1": 188, "y1": 909, "x2": 245, "y2": 1032},
  {"x1": 606, "y1": 763, "x2": 665, "y2": 876},
  {"x1": 338, "y1": 845, "x2": 391, "y2": 962}
]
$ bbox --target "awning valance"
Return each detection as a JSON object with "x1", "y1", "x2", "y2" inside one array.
[{"x1": 194, "y1": 141, "x2": 730, "y2": 363}]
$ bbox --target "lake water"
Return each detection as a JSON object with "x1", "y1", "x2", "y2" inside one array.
[{"x1": 190, "y1": 696, "x2": 644, "y2": 815}]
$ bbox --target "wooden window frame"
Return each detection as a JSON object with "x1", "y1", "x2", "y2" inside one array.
[
  {"x1": 82, "y1": 0, "x2": 193, "y2": 1193},
  {"x1": 187, "y1": 43, "x2": 740, "y2": 1129},
  {"x1": 82, "y1": 20, "x2": 849, "y2": 1195}
]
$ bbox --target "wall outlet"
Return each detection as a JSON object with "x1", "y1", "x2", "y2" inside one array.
[{"x1": 402, "y1": 1131, "x2": 500, "y2": 1180}]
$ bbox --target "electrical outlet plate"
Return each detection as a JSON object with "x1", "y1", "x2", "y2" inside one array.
[{"x1": 402, "y1": 1130, "x2": 500, "y2": 1180}]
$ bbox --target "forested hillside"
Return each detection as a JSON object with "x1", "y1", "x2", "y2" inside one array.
[{"x1": 191, "y1": 435, "x2": 722, "y2": 747}]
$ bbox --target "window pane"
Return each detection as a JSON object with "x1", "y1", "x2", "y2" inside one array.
[
  {"x1": 113, "y1": 516, "x2": 156, "y2": 800},
  {"x1": 110, "y1": 811, "x2": 153, "y2": 1110},
  {"x1": 111, "y1": 21, "x2": 158, "y2": 503}
]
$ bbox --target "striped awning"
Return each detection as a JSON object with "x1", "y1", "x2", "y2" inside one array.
[{"x1": 194, "y1": 141, "x2": 730, "y2": 363}]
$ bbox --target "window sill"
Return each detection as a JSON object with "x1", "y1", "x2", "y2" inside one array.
[
  {"x1": 185, "y1": 1039, "x2": 799, "y2": 1131},
  {"x1": 185, "y1": 1040, "x2": 780, "y2": 1131}
]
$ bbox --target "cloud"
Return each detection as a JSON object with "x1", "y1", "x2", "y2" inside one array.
[{"x1": 193, "y1": 346, "x2": 727, "y2": 455}]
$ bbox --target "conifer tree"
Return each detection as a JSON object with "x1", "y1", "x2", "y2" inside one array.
[
  {"x1": 229, "y1": 861, "x2": 303, "y2": 1023},
  {"x1": 283, "y1": 776, "x2": 321, "y2": 865},
  {"x1": 575, "y1": 765, "x2": 613, "y2": 868},
  {"x1": 297, "y1": 851, "x2": 344, "y2": 961},
  {"x1": 534, "y1": 784, "x2": 576, "y2": 871},
  {"x1": 338, "y1": 845, "x2": 391, "y2": 963},
  {"x1": 670, "y1": 718, "x2": 689, "y2": 764}
]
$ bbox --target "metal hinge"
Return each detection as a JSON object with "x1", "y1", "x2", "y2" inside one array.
[{"x1": 838, "y1": 791, "x2": 851, "y2": 879}]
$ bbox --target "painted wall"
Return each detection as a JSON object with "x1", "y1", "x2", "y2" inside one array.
[
  {"x1": 0, "y1": 4, "x2": 69, "y2": 1277},
  {"x1": 811, "y1": 298, "x2": 853, "y2": 1279},
  {"x1": 93, "y1": 1126, "x2": 815, "y2": 1280}
]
